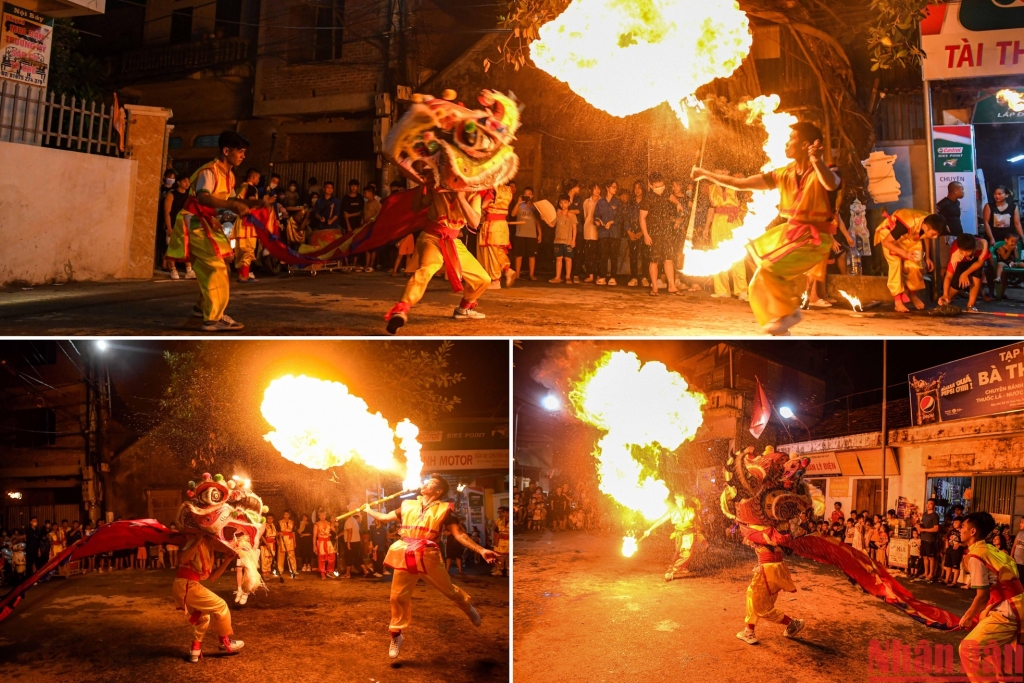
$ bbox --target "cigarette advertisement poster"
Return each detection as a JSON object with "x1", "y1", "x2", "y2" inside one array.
[
  {"x1": 908, "y1": 342, "x2": 1024, "y2": 426},
  {"x1": 1, "y1": 3, "x2": 53, "y2": 88}
]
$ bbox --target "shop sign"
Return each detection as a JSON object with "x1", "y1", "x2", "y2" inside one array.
[
  {"x1": 0, "y1": 3, "x2": 53, "y2": 88},
  {"x1": 972, "y1": 91, "x2": 1024, "y2": 124},
  {"x1": 922, "y1": 1, "x2": 1024, "y2": 80},
  {"x1": 805, "y1": 452, "x2": 843, "y2": 477},
  {"x1": 888, "y1": 538, "x2": 910, "y2": 569},
  {"x1": 421, "y1": 449, "x2": 508, "y2": 471},
  {"x1": 932, "y1": 125, "x2": 979, "y2": 234},
  {"x1": 909, "y1": 341, "x2": 1024, "y2": 425}
]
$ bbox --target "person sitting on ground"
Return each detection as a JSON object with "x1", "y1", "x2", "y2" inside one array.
[{"x1": 940, "y1": 233, "x2": 990, "y2": 311}]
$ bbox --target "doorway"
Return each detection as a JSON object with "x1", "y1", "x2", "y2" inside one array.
[{"x1": 855, "y1": 478, "x2": 882, "y2": 516}]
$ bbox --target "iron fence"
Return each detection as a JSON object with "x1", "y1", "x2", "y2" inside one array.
[{"x1": 0, "y1": 81, "x2": 123, "y2": 156}]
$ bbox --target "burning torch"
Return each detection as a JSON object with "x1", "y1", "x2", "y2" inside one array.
[{"x1": 336, "y1": 488, "x2": 418, "y2": 521}]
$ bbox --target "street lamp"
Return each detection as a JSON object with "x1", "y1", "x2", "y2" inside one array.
[
  {"x1": 541, "y1": 394, "x2": 561, "y2": 411},
  {"x1": 95, "y1": 340, "x2": 108, "y2": 351},
  {"x1": 780, "y1": 405, "x2": 810, "y2": 438}
]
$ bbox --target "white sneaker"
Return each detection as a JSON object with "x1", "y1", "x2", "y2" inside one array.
[
  {"x1": 596, "y1": 278, "x2": 607, "y2": 285},
  {"x1": 763, "y1": 310, "x2": 802, "y2": 336},
  {"x1": 389, "y1": 633, "x2": 404, "y2": 659},
  {"x1": 736, "y1": 629, "x2": 758, "y2": 645},
  {"x1": 386, "y1": 311, "x2": 407, "y2": 335},
  {"x1": 488, "y1": 281, "x2": 501, "y2": 290},
  {"x1": 170, "y1": 268, "x2": 180, "y2": 280},
  {"x1": 218, "y1": 636, "x2": 244, "y2": 653},
  {"x1": 189, "y1": 640, "x2": 203, "y2": 663},
  {"x1": 657, "y1": 279, "x2": 666, "y2": 288},
  {"x1": 453, "y1": 307, "x2": 486, "y2": 320},
  {"x1": 185, "y1": 269, "x2": 197, "y2": 280},
  {"x1": 784, "y1": 618, "x2": 805, "y2": 638},
  {"x1": 247, "y1": 273, "x2": 257, "y2": 282},
  {"x1": 468, "y1": 605, "x2": 482, "y2": 627},
  {"x1": 572, "y1": 276, "x2": 580, "y2": 284},
  {"x1": 233, "y1": 589, "x2": 241, "y2": 604},
  {"x1": 608, "y1": 278, "x2": 617, "y2": 286},
  {"x1": 642, "y1": 278, "x2": 650, "y2": 287},
  {"x1": 238, "y1": 591, "x2": 248, "y2": 605},
  {"x1": 738, "y1": 292, "x2": 749, "y2": 302},
  {"x1": 505, "y1": 270, "x2": 518, "y2": 287},
  {"x1": 627, "y1": 278, "x2": 638, "y2": 287},
  {"x1": 202, "y1": 315, "x2": 244, "y2": 332}
]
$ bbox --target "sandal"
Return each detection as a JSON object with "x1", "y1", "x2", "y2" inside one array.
[{"x1": 649, "y1": 290, "x2": 659, "y2": 297}]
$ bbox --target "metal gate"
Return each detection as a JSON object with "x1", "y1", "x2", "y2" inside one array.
[
  {"x1": 5, "y1": 504, "x2": 82, "y2": 530},
  {"x1": 973, "y1": 475, "x2": 1017, "y2": 517},
  {"x1": 272, "y1": 160, "x2": 375, "y2": 190}
]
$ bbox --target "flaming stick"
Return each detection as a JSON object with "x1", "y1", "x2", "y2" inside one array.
[
  {"x1": 685, "y1": 115, "x2": 711, "y2": 243},
  {"x1": 336, "y1": 488, "x2": 417, "y2": 521}
]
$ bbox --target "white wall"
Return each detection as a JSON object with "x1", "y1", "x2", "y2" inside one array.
[{"x1": 0, "y1": 141, "x2": 138, "y2": 284}]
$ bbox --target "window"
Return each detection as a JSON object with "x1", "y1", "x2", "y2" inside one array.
[
  {"x1": 194, "y1": 135, "x2": 221, "y2": 149},
  {"x1": 215, "y1": 0, "x2": 242, "y2": 39},
  {"x1": 168, "y1": 137, "x2": 183, "y2": 150},
  {"x1": 0, "y1": 408, "x2": 57, "y2": 448},
  {"x1": 313, "y1": 0, "x2": 344, "y2": 62},
  {"x1": 170, "y1": 7, "x2": 194, "y2": 45}
]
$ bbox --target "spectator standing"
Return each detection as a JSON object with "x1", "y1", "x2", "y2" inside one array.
[
  {"x1": 580, "y1": 183, "x2": 602, "y2": 283},
  {"x1": 297, "y1": 514, "x2": 313, "y2": 572},
  {"x1": 342, "y1": 512, "x2": 363, "y2": 578},
  {"x1": 594, "y1": 180, "x2": 622, "y2": 286},
  {"x1": 830, "y1": 502, "x2": 845, "y2": 525},
  {"x1": 640, "y1": 172, "x2": 682, "y2": 296},
  {"x1": 361, "y1": 185, "x2": 382, "y2": 273},
  {"x1": 281, "y1": 180, "x2": 302, "y2": 213},
  {"x1": 163, "y1": 175, "x2": 195, "y2": 280},
  {"x1": 908, "y1": 529, "x2": 922, "y2": 578},
  {"x1": 942, "y1": 518, "x2": 964, "y2": 585},
  {"x1": 622, "y1": 181, "x2": 646, "y2": 287},
  {"x1": 265, "y1": 173, "x2": 281, "y2": 199},
  {"x1": 24, "y1": 517, "x2": 44, "y2": 574},
  {"x1": 445, "y1": 525, "x2": 465, "y2": 575},
  {"x1": 314, "y1": 183, "x2": 342, "y2": 231},
  {"x1": 370, "y1": 517, "x2": 389, "y2": 576},
  {"x1": 305, "y1": 177, "x2": 322, "y2": 204},
  {"x1": 511, "y1": 187, "x2": 542, "y2": 281},
  {"x1": 983, "y1": 186, "x2": 1024, "y2": 244},
  {"x1": 341, "y1": 179, "x2": 365, "y2": 233},
  {"x1": 549, "y1": 195, "x2": 577, "y2": 284},
  {"x1": 916, "y1": 499, "x2": 941, "y2": 582}
]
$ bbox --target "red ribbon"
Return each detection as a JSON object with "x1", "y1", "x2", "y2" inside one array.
[
  {"x1": 401, "y1": 537, "x2": 438, "y2": 574},
  {"x1": 182, "y1": 196, "x2": 234, "y2": 260},
  {"x1": 427, "y1": 224, "x2": 466, "y2": 293},
  {"x1": 988, "y1": 578, "x2": 1024, "y2": 606},
  {"x1": 715, "y1": 205, "x2": 742, "y2": 223},
  {"x1": 783, "y1": 220, "x2": 823, "y2": 247}
]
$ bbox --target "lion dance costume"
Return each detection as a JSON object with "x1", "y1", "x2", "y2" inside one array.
[
  {"x1": 959, "y1": 539, "x2": 1024, "y2": 681},
  {"x1": 0, "y1": 472, "x2": 268, "y2": 665},
  {"x1": 720, "y1": 446, "x2": 960, "y2": 645}
]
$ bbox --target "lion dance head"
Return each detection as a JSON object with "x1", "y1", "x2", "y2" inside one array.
[
  {"x1": 720, "y1": 446, "x2": 824, "y2": 544},
  {"x1": 178, "y1": 473, "x2": 267, "y2": 593},
  {"x1": 384, "y1": 89, "x2": 521, "y2": 192}
]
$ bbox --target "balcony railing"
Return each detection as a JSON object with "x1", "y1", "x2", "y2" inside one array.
[{"x1": 116, "y1": 37, "x2": 253, "y2": 82}]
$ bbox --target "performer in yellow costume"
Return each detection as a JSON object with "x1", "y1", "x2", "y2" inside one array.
[
  {"x1": 260, "y1": 513, "x2": 277, "y2": 576},
  {"x1": 277, "y1": 510, "x2": 297, "y2": 578},
  {"x1": 705, "y1": 182, "x2": 749, "y2": 300},
  {"x1": 693, "y1": 122, "x2": 840, "y2": 335},
  {"x1": 172, "y1": 533, "x2": 244, "y2": 662},
  {"x1": 313, "y1": 511, "x2": 336, "y2": 579},
  {"x1": 233, "y1": 169, "x2": 262, "y2": 283},
  {"x1": 491, "y1": 506, "x2": 510, "y2": 577},
  {"x1": 361, "y1": 474, "x2": 499, "y2": 660},
  {"x1": 643, "y1": 493, "x2": 709, "y2": 581},
  {"x1": 166, "y1": 131, "x2": 269, "y2": 332},
  {"x1": 736, "y1": 541, "x2": 804, "y2": 644},
  {"x1": 874, "y1": 208, "x2": 946, "y2": 312},
  {"x1": 385, "y1": 180, "x2": 491, "y2": 334},
  {"x1": 478, "y1": 184, "x2": 517, "y2": 288},
  {"x1": 958, "y1": 512, "x2": 1024, "y2": 682}
]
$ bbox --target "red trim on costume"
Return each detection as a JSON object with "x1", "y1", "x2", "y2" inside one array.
[
  {"x1": 176, "y1": 568, "x2": 204, "y2": 582},
  {"x1": 385, "y1": 301, "x2": 411, "y2": 321},
  {"x1": 182, "y1": 196, "x2": 234, "y2": 260},
  {"x1": 426, "y1": 224, "x2": 466, "y2": 293},
  {"x1": 399, "y1": 537, "x2": 439, "y2": 574}
]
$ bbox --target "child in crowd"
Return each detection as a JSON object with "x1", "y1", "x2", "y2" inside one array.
[
  {"x1": 990, "y1": 235, "x2": 1022, "y2": 297},
  {"x1": 940, "y1": 233, "x2": 990, "y2": 311},
  {"x1": 942, "y1": 518, "x2": 964, "y2": 586},
  {"x1": 908, "y1": 528, "x2": 922, "y2": 578},
  {"x1": 549, "y1": 195, "x2": 577, "y2": 284}
]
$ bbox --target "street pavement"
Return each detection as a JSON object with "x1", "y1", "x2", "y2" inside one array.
[
  {"x1": 0, "y1": 565, "x2": 508, "y2": 683},
  {"x1": 514, "y1": 530, "x2": 973, "y2": 683},
  {"x1": 1, "y1": 270, "x2": 1022, "y2": 336}
]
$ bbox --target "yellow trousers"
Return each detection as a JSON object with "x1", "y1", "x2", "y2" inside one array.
[
  {"x1": 188, "y1": 223, "x2": 230, "y2": 322},
  {"x1": 234, "y1": 236, "x2": 257, "y2": 270},
  {"x1": 400, "y1": 232, "x2": 490, "y2": 307},
  {"x1": 277, "y1": 546, "x2": 297, "y2": 575},
  {"x1": 959, "y1": 609, "x2": 1021, "y2": 682},
  {"x1": 745, "y1": 562, "x2": 797, "y2": 626},
  {"x1": 477, "y1": 245, "x2": 511, "y2": 282},
  {"x1": 260, "y1": 544, "x2": 276, "y2": 575},
  {"x1": 747, "y1": 224, "x2": 833, "y2": 327},
  {"x1": 667, "y1": 532, "x2": 706, "y2": 577},
  {"x1": 881, "y1": 242, "x2": 925, "y2": 297},
  {"x1": 172, "y1": 578, "x2": 233, "y2": 641},
  {"x1": 711, "y1": 222, "x2": 747, "y2": 297},
  {"x1": 389, "y1": 547, "x2": 473, "y2": 631}
]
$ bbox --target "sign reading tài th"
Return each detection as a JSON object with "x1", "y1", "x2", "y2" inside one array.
[
  {"x1": 909, "y1": 341, "x2": 1024, "y2": 425},
  {"x1": 0, "y1": 3, "x2": 53, "y2": 88},
  {"x1": 922, "y1": 1, "x2": 1024, "y2": 80}
]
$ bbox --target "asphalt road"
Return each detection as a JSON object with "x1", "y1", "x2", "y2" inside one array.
[
  {"x1": 513, "y1": 530, "x2": 974, "y2": 683},
  {"x1": 1, "y1": 271, "x2": 1022, "y2": 336},
  {"x1": 0, "y1": 566, "x2": 509, "y2": 683}
]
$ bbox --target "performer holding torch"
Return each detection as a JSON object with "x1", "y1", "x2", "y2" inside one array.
[
  {"x1": 693, "y1": 121, "x2": 838, "y2": 336},
  {"x1": 358, "y1": 474, "x2": 499, "y2": 660}
]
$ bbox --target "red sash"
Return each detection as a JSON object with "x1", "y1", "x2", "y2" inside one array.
[
  {"x1": 755, "y1": 547, "x2": 784, "y2": 564},
  {"x1": 400, "y1": 537, "x2": 438, "y2": 575},
  {"x1": 426, "y1": 224, "x2": 466, "y2": 293},
  {"x1": 485, "y1": 212, "x2": 509, "y2": 222},
  {"x1": 175, "y1": 567, "x2": 204, "y2": 582},
  {"x1": 182, "y1": 196, "x2": 234, "y2": 260},
  {"x1": 989, "y1": 578, "x2": 1024, "y2": 606}
]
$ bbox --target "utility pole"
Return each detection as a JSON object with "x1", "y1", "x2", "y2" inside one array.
[
  {"x1": 880, "y1": 340, "x2": 887, "y2": 518},
  {"x1": 85, "y1": 348, "x2": 113, "y2": 524}
]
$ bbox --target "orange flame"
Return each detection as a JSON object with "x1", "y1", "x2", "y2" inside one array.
[{"x1": 838, "y1": 289, "x2": 863, "y2": 312}]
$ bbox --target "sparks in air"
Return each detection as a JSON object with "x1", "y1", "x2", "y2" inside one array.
[
  {"x1": 838, "y1": 289, "x2": 864, "y2": 312},
  {"x1": 681, "y1": 95, "x2": 796, "y2": 277},
  {"x1": 261, "y1": 375, "x2": 423, "y2": 486},
  {"x1": 529, "y1": 0, "x2": 752, "y2": 126},
  {"x1": 570, "y1": 351, "x2": 706, "y2": 521},
  {"x1": 997, "y1": 89, "x2": 1024, "y2": 113}
]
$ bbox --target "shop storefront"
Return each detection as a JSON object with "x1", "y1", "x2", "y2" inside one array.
[{"x1": 922, "y1": 1, "x2": 1024, "y2": 229}]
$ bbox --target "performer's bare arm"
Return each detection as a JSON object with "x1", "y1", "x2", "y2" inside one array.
[
  {"x1": 163, "y1": 191, "x2": 175, "y2": 234},
  {"x1": 196, "y1": 190, "x2": 250, "y2": 217},
  {"x1": 457, "y1": 192, "x2": 481, "y2": 228},
  {"x1": 704, "y1": 203, "x2": 715, "y2": 234},
  {"x1": 690, "y1": 167, "x2": 770, "y2": 192},
  {"x1": 361, "y1": 505, "x2": 399, "y2": 524},
  {"x1": 449, "y1": 522, "x2": 499, "y2": 563},
  {"x1": 642, "y1": 512, "x2": 672, "y2": 538},
  {"x1": 835, "y1": 214, "x2": 854, "y2": 255},
  {"x1": 208, "y1": 553, "x2": 232, "y2": 582},
  {"x1": 880, "y1": 235, "x2": 913, "y2": 261},
  {"x1": 960, "y1": 586, "x2": 990, "y2": 628},
  {"x1": 807, "y1": 141, "x2": 841, "y2": 192}
]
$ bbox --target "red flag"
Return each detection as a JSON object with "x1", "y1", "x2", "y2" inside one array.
[{"x1": 749, "y1": 376, "x2": 771, "y2": 438}]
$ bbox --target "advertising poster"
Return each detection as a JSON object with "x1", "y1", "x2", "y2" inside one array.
[
  {"x1": 909, "y1": 341, "x2": 1024, "y2": 425},
  {"x1": 932, "y1": 125, "x2": 978, "y2": 235},
  {"x1": 1, "y1": 3, "x2": 53, "y2": 89},
  {"x1": 922, "y1": 1, "x2": 1024, "y2": 81}
]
